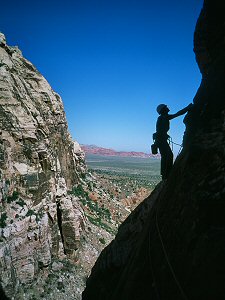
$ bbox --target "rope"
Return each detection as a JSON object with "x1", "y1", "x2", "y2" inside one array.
[
  {"x1": 168, "y1": 137, "x2": 183, "y2": 155},
  {"x1": 177, "y1": 146, "x2": 182, "y2": 156},
  {"x1": 148, "y1": 206, "x2": 161, "y2": 300},
  {"x1": 168, "y1": 137, "x2": 182, "y2": 147},
  {"x1": 172, "y1": 141, "x2": 182, "y2": 147},
  {"x1": 147, "y1": 180, "x2": 189, "y2": 299},
  {"x1": 155, "y1": 195, "x2": 189, "y2": 300}
]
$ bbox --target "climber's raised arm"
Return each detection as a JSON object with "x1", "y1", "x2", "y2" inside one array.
[{"x1": 168, "y1": 103, "x2": 193, "y2": 120}]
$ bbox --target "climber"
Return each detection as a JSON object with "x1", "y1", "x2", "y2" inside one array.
[{"x1": 153, "y1": 103, "x2": 193, "y2": 180}]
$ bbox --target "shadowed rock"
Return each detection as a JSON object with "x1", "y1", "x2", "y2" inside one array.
[{"x1": 83, "y1": 1, "x2": 225, "y2": 299}]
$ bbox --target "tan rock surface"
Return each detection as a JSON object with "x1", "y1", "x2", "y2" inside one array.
[{"x1": 0, "y1": 33, "x2": 92, "y2": 298}]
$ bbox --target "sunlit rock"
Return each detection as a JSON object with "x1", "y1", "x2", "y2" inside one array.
[{"x1": 0, "y1": 33, "x2": 87, "y2": 297}]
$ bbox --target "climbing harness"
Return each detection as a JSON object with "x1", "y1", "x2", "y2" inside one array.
[{"x1": 151, "y1": 133, "x2": 183, "y2": 156}]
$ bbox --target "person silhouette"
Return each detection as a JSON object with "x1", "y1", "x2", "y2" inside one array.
[{"x1": 154, "y1": 103, "x2": 192, "y2": 180}]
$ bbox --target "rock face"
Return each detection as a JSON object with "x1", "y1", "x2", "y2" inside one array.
[
  {"x1": 83, "y1": 1, "x2": 225, "y2": 299},
  {"x1": 0, "y1": 34, "x2": 87, "y2": 295}
]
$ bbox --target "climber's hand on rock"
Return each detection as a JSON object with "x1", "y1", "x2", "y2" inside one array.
[{"x1": 187, "y1": 103, "x2": 193, "y2": 110}]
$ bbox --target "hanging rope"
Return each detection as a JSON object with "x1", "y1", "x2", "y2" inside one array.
[
  {"x1": 147, "y1": 184, "x2": 189, "y2": 300},
  {"x1": 148, "y1": 204, "x2": 161, "y2": 299},
  {"x1": 155, "y1": 194, "x2": 189, "y2": 300},
  {"x1": 168, "y1": 137, "x2": 183, "y2": 155}
]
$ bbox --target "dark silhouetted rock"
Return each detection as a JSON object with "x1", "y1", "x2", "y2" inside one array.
[{"x1": 83, "y1": 1, "x2": 225, "y2": 299}]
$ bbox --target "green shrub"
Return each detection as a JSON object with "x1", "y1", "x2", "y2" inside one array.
[
  {"x1": 26, "y1": 209, "x2": 35, "y2": 217},
  {"x1": 0, "y1": 212, "x2": 7, "y2": 228},
  {"x1": 16, "y1": 198, "x2": 26, "y2": 207},
  {"x1": 81, "y1": 173, "x2": 86, "y2": 179},
  {"x1": 99, "y1": 237, "x2": 106, "y2": 244},
  {"x1": 72, "y1": 184, "x2": 112, "y2": 221},
  {"x1": 86, "y1": 215, "x2": 116, "y2": 234},
  {"x1": 72, "y1": 184, "x2": 88, "y2": 198},
  {"x1": 6, "y1": 191, "x2": 19, "y2": 203},
  {"x1": 5, "y1": 179, "x2": 10, "y2": 185}
]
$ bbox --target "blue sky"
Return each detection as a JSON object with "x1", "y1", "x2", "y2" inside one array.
[{"x1": 1, "y1": 0, "x2": 203, "y2": 153}]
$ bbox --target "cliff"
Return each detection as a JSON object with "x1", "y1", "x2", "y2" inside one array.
[
  {"x1": 83, "y1": 1, "x2": 225, "y2": 299},
  {"x1": 0, "y1": 33, "x2": 114, "y2": 299}
]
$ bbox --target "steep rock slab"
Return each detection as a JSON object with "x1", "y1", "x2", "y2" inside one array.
[
  {"x1": 0, "y1": 34, "x2": 86, "y2": 295},
  {"x1": 83, "y1": 1, "x2": 225, "y2": 299}
]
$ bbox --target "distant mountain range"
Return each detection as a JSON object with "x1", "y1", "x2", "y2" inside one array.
[{"x1": 81, "y1": 144, "x2": 159, "y2": 158}]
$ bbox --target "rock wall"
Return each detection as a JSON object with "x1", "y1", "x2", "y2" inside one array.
[
  {"x1": 0, "y1": 33, "x2": 86, "y2": 296},
  {"x1": 83, "y1": 1, "x2": 225, "y2": 299}
]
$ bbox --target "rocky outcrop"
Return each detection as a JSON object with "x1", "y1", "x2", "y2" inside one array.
[
  {"x1": 0, "y1": 33, "x2": 87, "y2": 297},
  {"x1": 83, "y1": 1, "x2": 225, "y2": 299}
]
